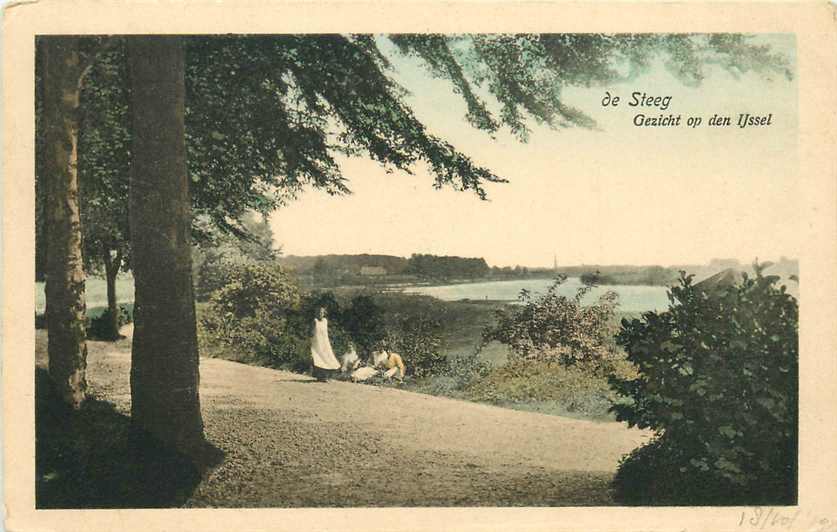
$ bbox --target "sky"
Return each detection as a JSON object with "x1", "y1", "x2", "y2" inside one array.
[{"x1": 269, "y1": 35, "x2": 798, "y2": 269}]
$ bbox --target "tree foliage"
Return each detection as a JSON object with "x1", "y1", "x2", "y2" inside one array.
[
  {"x1": 40, "y1": 34, "x2": 794, "y2": 260},
  {"x1": 386, "y1": 314, "x2": 446, "y2": 379},
  {"x1": 609, "y1": 268, "x2": 798, "y2": 504},
  {"x1": 405, "y1": 253, "x2": 490, "y2": 280},
  {"x1": 482, "y1": 276, "x2": 620, "y2": 368},
  {"x1": 192, "y1": 212, "x2": 277, "y2": 301}
]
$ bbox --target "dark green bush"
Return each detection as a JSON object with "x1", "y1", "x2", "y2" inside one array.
[
  {"x1": 198, "y1": 263, "x2": 304, "y2": 369},
  {"x1": 387, "y1": 314, "x2": 446, "y2": 378},
  {"x1": 339, "y1": 295, "x2": 386, "y2": 357},
  {"x1": 86, "y1": 305, "x2": 132, "y2": 340},
  {"x1": 610, "y1": 268, "x2": 798, "y2": 504}
]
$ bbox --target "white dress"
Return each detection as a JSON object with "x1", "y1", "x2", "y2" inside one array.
[{"x1": 310, "y1": 318, "x2": 340, "y2": 370}]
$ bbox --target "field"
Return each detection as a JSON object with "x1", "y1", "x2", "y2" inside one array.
[{"x1": 35, "y1": 276, "x2": 135, "y2": 315}]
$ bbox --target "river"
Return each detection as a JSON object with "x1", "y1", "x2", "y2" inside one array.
[{"x1": 400, "y1": 277, "x2": 671, "y2": 313}]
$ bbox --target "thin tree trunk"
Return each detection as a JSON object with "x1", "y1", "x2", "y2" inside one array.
[
  {"x1": 103, "y1": 245, "x2": 121, "y2": 340},
  {"x1": 127, "y1": 36, "x2": 205, "y2": 449},
  {"x1": 41, "y1": 37, "x2": 88, "y2": 409}
]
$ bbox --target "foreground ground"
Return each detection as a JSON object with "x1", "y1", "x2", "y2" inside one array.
[{"x1": 36, "y1": 328, "x2": 651, "y2": 507}]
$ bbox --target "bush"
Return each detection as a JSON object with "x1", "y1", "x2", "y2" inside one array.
[
  {"x1": 198, "y1": 263, "x2": 304, "y2": 370},
  {"x1": 86, "y1": 305, "x2": 132, "y2": 340},
  {"x1": 339, "y1": 295, "x2": 386, "y2": 358},
  {"x1": 193, "y1": 251, "x2": 239, "y2": 302},
  {"x1": 387, "y1": 314, "x2": 446, "y2": 378},
  {"x1": 481, "y1": 275, "x2": 620, "y2": 368},
  {"x1": 440, "y1": 351, "x2": 491, "y2": 389},
  {"x1": 609, "y1": 268, "x2": 798, "y2": 504}
]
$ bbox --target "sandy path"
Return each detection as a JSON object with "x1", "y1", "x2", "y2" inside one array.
[{"x1": 38, "y1": 329, "x2": 651, "y2": 506}]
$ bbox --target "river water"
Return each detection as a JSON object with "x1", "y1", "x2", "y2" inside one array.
[{"x1": 401, "y1": 277, "x2": 671, "y2": 313}]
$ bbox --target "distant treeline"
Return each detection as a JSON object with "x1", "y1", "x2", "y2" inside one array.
[
  {"x1": 278, "y1": 254, "x2": 409, "y2": 275},
  {"x1": 405, "y1": 254, "x2": 490, "y2": 280},
  {"x1": 279, "y1": 253, "x2": 492, "y2": 281},
  {"x1": 275, "y1": 254, "x2": 799, "y2": 289}
]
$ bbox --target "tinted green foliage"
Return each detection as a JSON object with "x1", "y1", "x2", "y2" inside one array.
[
  {"x1": 192, "y1": 212, "x2": 277, "y2": 301},
  {"x1": 77, "y1": 41, "x2": 132, "y2": 276},
  {"x1": 86, "y1": 305, "x2": 132, "y2": 341},
  {"x1": 279, "y1": 254, "x2": 410, "y2": 275},
  {"x1": 482, "y1": 276, "x2": 620, "y2": 368},
  {"x1": 38, "y1": 33, "x2": 793, "y2": 267},
  {"x1": 339, "y1": 295, "x2": 387, "y2": 357},
  {"x1": 394, "y1": 34, "x2": 791, "y2": 139},
  {"x1": 405, "y1": 253, "x2": 490, "y2": 280},
  {"x1": 609, "y1": 269, "x2": 798, "y2": 504},
  {"x1": 386, "y1": 314, "x2": 447, "y2": 378},
  {"x1": 465, "y1": 359, "x2": 635, "y2": 421},
  {"x1": 198, "y1": 263, "x2": 306, "y2": 370}
]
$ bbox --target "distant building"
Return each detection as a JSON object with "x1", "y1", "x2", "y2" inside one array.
[{"x1": 360, "y1": 266, "x2": 387, "y2": 276}]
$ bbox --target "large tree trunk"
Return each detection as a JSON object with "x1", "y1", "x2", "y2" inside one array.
[
  {"x1": 127, "y1": 36, "x2": 205, "y2": 449},
  {"x1": 41, "y1": 37, "x2": 89, "y2": 409}
]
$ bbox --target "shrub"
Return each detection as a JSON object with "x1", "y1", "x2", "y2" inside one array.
[
  {"x1": 481, "y1": 275, "x2": 620, "y2": 368},
  {"x1": 198, "y1": 263, "x2": 304, "y2": 369},
  {"x1": 441, "y1": 351, "x2": 491, "y2": 389},
  {"x1": 193, "y1": 251, "x2": 238, "y2": 302},
  {"x1": 86, "y1": 305, "x2": 132, "y2": 340},
  {"x1": 609, "y1": 267, "x2": 798, "y2": 504},
  {"x1": 387, "y1": 314, "x2": 446, "y2": 378},
  {"x1": 339, "y1": 295, "x2": 386, "y2": 357}
]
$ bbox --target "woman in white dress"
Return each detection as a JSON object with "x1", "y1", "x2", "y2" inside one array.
[{"x1": 310, "y1": 307, "x2": 341, "y2": 382}]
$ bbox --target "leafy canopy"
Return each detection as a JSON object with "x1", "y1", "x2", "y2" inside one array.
[{"x1": 39, "y1": 33, "x2": 792, "y2": 262}]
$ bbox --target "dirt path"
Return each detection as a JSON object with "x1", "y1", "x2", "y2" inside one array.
[{"x1": 37, "y1": 329, "x2": 651, "y2": 506}]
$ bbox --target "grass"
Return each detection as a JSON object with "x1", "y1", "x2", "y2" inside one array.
[
  {"x1": 369, "y1": 293, "x2": 510, "y2": 362},
  {"x1": 35, "y1": 275, "x2": 136, "y2": 314},
  {"x1": 463, "y1": 359, "x2": 638, "y2": 421}
]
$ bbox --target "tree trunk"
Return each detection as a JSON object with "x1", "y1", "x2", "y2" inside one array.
[
  {"x1": 41, "y1": 37, "x2": 89, "y2": 409},
  {"x1": 103, "y1": 245, "x2": 121, "y2": 340},
  {"x1": 127, "y1": 36, "x2": 205, "y2": 449}
]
